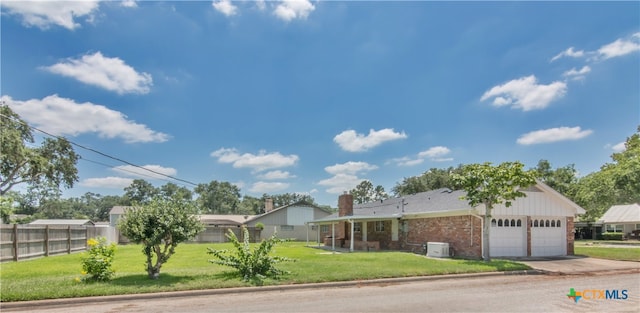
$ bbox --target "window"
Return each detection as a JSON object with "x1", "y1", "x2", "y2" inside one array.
[
  {"x1": 504, "y1": 219, "x2": 510, "y2": 227},
  {"x1": 510, "y1": 219, "x2": 516, "y2": 227},
  {"x1": 498, "y1": 219, "x2": 503, "y2": 227},
  {"x1": 491, "y1": 219, "x2": 497, "y2": 227},
  {"x1": 551, "y1": 220, "x2": 556, "y2": 227},
  {"x1": 606, "y1": 224, "x2": 623, "y2": 233},
  {"x1": 280, "y1": 225, "x2": 294, "y2": 231},
  {"x1": 545, "y1": 220, "x2": 550, "y2": 227},
  {"x1": 354, "y1": 222, "x2": 362, "y2": 233},
  {"x1": 321, "y1": 225, "x2": 329, "y2": 233},
  {"x1": 534, "y1": 220, "x2": 539, "y2": 227},
  {"x1": 557, "y1": 220, "x2": 561, "y2": 227},
  {"x1": 311, "y1": 225, "x2": 318, "y2": 231},
  {"x1": 375, "y1": 221, "x2": 385, "y2": 232},
  {"x1": 516, "y1": 219, "x2": 522, "y2": 227}
]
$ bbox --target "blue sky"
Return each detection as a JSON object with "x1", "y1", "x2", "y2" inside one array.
[{"x1": 2, "y1": 1, "x2": 639, "y2": 207}]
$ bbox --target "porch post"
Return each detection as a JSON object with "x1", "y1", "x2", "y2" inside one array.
[
  {"x1": 362, "y1": 221, "x2": 368, "y2": 241},
  {"x1": 331, "y1": 223, "x2": 335, "y2": 251},
  {"x1": 350, "y1": 219, "x2": 354, "y2": 252}
]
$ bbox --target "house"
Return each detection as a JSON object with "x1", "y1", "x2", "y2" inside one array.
[
  {"x1": 29, "y1": 219, "x2": 95, "y2": 226},
  {"x1": 244, "y1": 198, "x2": 333, "y2": 241},
  {"x1": 309, "y1": 181, "x2": 585, "y2": 258},
  {"x1": 599, "y1": 203, "x2": 640, "y2": 239}
]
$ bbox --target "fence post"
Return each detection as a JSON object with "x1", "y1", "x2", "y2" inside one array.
[
  {"x1": 45, "y1": 225, "x2": 50, "y2": 256},
  {"x1": 67, "y1": 226, "x2": 71, "y2": 254},
  {"x1": 13, "y1": 224, "x2": 18, "y2": 261}
]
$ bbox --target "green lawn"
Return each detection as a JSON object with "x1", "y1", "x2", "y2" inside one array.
[
  {"x1": 575, "y1": 246, "x2": 640, "y2": 262},
  {"x1": 0, "y1": 242, "x2": 529, "y2": 302}
]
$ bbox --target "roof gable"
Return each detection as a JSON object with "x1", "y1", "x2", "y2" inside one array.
[{"x1": 601, "y1": 203, "x2": 640, "y2": 223}]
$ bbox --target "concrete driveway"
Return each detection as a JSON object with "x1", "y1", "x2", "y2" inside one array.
[{"x1": 518, "y1": 255, "x2": 640, "y2": 274}]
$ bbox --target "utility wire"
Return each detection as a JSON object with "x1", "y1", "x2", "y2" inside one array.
[{"x1": 1, "y1": 111, "x2": 199, "y2": 186}]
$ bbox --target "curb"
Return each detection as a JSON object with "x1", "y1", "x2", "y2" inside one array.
[{"x1": 0, "y1": 270, "x2": 543, "y2": 310}]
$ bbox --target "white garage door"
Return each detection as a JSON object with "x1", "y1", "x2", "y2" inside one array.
[
  {"x1": 531, "y1": 217, "x2": 566, "y2": 257},
  {"x1": 490, "y1": 217, "x2": 526, "y2": 257}
]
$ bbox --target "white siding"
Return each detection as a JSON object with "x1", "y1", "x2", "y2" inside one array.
[
  {"x1": 287, "y1": 206, "x2": 314, "y2": 225},
  {"x1": 489, "y1": 191, "x2": 575, "y2": 217}
]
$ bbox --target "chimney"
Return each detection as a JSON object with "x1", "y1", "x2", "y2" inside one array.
[
  {"x1": 265, "y1": 198, "x2": 274, "y2": 213},
  {"x1": 338, "y1": 192, "x2": 353, "y2": 217}
]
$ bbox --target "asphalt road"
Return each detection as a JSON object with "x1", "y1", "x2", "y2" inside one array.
[{"x1": 4, "y1": 272, "x2": 639, "y2": 313}]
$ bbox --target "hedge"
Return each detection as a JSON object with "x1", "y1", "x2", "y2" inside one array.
[{"x1": 602, "y1": 232, "x2": 624, "y2": 241}]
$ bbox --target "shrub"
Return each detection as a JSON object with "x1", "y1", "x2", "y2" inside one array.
[
  {"x1": 602, "y1": 232, "x2": 624, "y2": 241},
  {"x1": 207, "y1": 227, "x2": 295, "y2": 285},
  {"x1": 81, "y1": 237, "x2": 116, "y2": 282},
  {"x1": 255, "y1": 222, "x2": 264, "y2": 230}
]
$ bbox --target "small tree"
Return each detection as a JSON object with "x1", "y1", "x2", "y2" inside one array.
[
  {"x1": 81, "y1": 237, "x2": 116, "y2": 282},
  {"x1": 118, "y1": 197, "x2": 204, "y2": 279},
  {"x1": 207, "y1": 227, "x2": 295, "y2": 285},
  {"x1": 452, "y1": 161, "x2": 536, "y2": 261}
]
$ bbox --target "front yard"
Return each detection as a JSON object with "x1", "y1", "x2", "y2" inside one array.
[
  {"x1": 0, "y1": 242, "x2": 528, "y2": 302},
  {"x1": 574, "y1": 240, "x2": 640, "y2": 262}
]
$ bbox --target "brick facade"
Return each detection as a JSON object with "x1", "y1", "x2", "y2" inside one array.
[
  {"x1": 402, "y1": 215, "x2": 482, "y2": 258},
  {"x1": 566, "y1": 216, "x2": 575, "y2": 255}
]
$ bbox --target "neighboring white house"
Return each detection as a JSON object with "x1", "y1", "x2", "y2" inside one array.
[
  {"x1": 600, "y1": 203, "x2": 640, "y2": 238},
  {"x1": 245, "y1": 199, "x2": 333, "y2": 241}
]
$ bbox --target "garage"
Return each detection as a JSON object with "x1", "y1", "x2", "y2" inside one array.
[
  {"x1": 531, "y1": 217, "x2": 566, "y2": 256},
  {"x1": 489, "y1": 216, "x2": 526, "y2": 257}
]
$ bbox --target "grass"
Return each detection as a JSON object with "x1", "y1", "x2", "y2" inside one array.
[
  {"x1": 575, "y1": 246, "x2": 640, "y2": 262},
  {"x1": 0, "y1": 242, "x2": 529, "y2": 302}
]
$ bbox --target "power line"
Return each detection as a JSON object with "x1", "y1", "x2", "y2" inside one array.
[{"x1": 1, "y1": 111, "x2": 199, "y2": 186}]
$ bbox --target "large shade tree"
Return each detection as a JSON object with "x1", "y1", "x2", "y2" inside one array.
[
  {"x1": 350, "y1": 180, "x2": 389, "y2": 204},
  {"x1": 452, "y1": 161, "x2": 537, "y2": 261},
  {"x1": 0, "y1": 105, "x2": 79, "y2": 196}
]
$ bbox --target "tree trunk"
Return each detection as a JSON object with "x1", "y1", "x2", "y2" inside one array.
[{"x1": 483, "y1": 201, "x2": 493, "y2": 262}]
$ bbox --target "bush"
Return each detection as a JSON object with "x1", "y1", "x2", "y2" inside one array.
[
  {"x1": 602, "y1": 232, "x2": 624, "y2": 241},
  {"x1": 207, "y1": 227, "x2": 295, "y2": 285},
  {"x1": 81, "y1": 237, "x2": 116, "y2": 282}
]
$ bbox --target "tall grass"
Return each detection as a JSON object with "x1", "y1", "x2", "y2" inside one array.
[{"x1": 0, "y1": 242, "x2": 529, "y2": 302}]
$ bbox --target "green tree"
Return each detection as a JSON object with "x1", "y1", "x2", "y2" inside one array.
[
  {"x1": 117, "y1": 196, "x2": 204, "y2": 279},
  {"x1": 532, "y1": 160, "x2": 577, "y2": 196},
  {"x1": 159, "y1": 182, "x2": 192, "y2": 201},
  {"x1": 0, "y1": 105, "x2": 79, "y2": 196},
  {"x1": 350, "y1": 180, "x2": 389, "y2": 204},
  {"x1": 238, "y1": 195, "x2": 263, "y2": 215},
  {"x1": 0, "y1": 195, "x2": 14, "y2": 223},
  {"x1": 123, "y1": 179, "x2": 158, "y2": 205},
  {"x1": 452, "y1": 161, "x2": 537, "y2": 261},
  {"x1": 392, "y1": 166, "x2": 463, "y2": 196},
  {"x1": 265, "y1": 193, "x2": 316, "y2": 208},
  {"x1": 195, "y1": 180, "x2": 241, "y2": 214}
]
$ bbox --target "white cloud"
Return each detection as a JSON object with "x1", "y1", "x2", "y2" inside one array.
[
  {"x1": 121, "y1": 0, "x2": 137, "y2": 8},
  {"x1": 390, "y1": 156, "x2": 424, "y2": 167},
  {"x1": 249, "y1": 181, "x2": 290, "y2": 193},
  {"x1": 562, "y1": 66, "x2": 591, "y2": 80},
  {"x1": 325, "y1": 161, "x2": 378, "y2": 175},
  {"x1": 334, "y1": 128, "x2": 407, "y2": 152},
  {"x1": 391, "y1": 146, "x2": 453, "y2": 166},
  {"x1": 257, "y1": 170, "x2": 296, "y2": 180},
  {"x1": 611, "y1": 142, "x2": 627, "y2": 153},
  {"x1": 517, "y1": 126, "x2": 593, "y2": 145},
  {"x1": 80, "y1": 177, "x2": 133, "y2": 189},
  {"x1": 273, "y1": 0, "x2": 315, "y2": 21},
  {"x1": 113, "y1": 165, "x2": 177, "y2": 180},
  {"x1": 319, "y1": 161, "x2": 377, "y2": 194},
  {"x1": 43, "y1": 52, "x2": 153, "y2": 95},
  {"x1": 211, "y1": 148, "x2": 299, "y2": 172},
  {"x1": 480, "y1": 75, "x2": 567, "y2": 111},
  {"x1": 550, "y1": 47, "x2": 585, "y2": 62},
  {"x1": 418, "y1": 146, "x2": 451, "y2": 159},
  {"x1": 2, "y1": 94, "x2": 170, "y2": 143},
  {"x1": 596, "y1": 35, "x2": 640, "y2": 60},
  {"x1": 212, "y1": 0, "x2": 237, "y2": 16},
  {"x1": 0, "y1": 0, "x2": 100, "y2": 30},
  {"x1": 317, "y1": 173, "x2": 362, "y2": 194}
]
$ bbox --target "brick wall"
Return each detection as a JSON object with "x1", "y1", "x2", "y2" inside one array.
[
  {"x1": 566, "y1": 216, "x2": 575, "y2": 255},
  {"x1": 403, "y1": 215, "x2": 482, "y2": 258},
  {"x1": 365, "y1": 221, "x2": 392, "y2": 249}
]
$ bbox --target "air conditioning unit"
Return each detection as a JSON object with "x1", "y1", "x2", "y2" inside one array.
[{"x1": 427, "y1": 242, "x2": 450, "y2": 258}]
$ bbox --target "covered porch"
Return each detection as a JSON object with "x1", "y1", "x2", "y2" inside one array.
[{"x1": 306, "y1": 214, "x2": 401, "y2": 252}]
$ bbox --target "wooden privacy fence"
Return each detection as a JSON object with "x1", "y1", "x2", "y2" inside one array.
[{"x1": 0, "y1": 224, "x2": 88, "y2": 262}]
